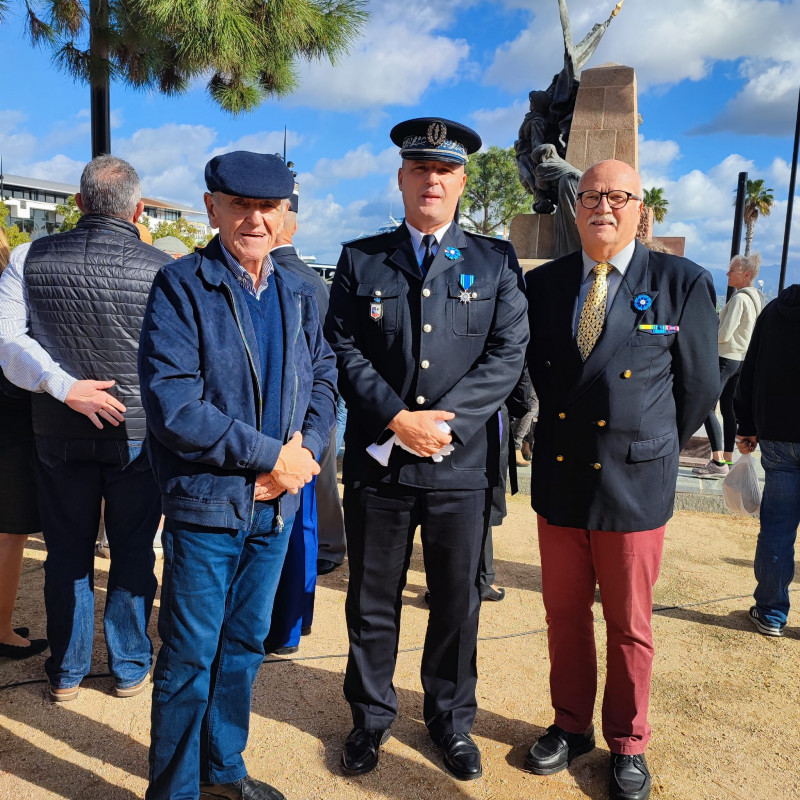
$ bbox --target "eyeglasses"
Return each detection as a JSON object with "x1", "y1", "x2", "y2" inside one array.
[{"x1": 577, "y1": 190, "x2": 642, "y2": 210}]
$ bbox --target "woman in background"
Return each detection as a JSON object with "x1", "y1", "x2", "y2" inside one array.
[{"x1": 0, "y1": 228, "x2": 48, "y2": 659}]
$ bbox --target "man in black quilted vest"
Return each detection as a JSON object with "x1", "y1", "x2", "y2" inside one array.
[{"x1": 0, "y1": 155, "x2": 168, "y2": 702}]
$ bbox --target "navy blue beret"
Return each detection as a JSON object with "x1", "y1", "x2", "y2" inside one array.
[
  {"x1": 390, "y1": 118, "x2": 482, "y2": 165},
  {"x1": 204, "y1": 151, "x2": 295, "y2": 199}
]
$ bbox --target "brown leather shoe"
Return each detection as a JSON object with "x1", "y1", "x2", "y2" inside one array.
[{"x1": 115, "y1": 674, "x2": 151, "y2": 698}]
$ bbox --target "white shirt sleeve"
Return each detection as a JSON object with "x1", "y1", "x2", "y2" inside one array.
[{"x1": 0, "y1": 242, "x2": 76, "y2": 401}]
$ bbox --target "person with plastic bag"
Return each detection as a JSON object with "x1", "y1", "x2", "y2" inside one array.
[
  {"x1": 734, "y1": 281, "x2": 800, "y2": 638},
  {"x1": 721, "y1": 452, "x2": 761, "y2": 516}
]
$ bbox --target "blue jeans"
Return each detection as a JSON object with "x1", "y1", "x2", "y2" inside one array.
[
  {"x1": 335, "y1": 396, "x2": 347, "y2": 456},
  {"x1": 147, "y1": 505, "x2": 293, "y2": 800},
  {"x1": 35, "y1": 437, "x2": 161, "y2": 689},
  {"x1": 753, "y1": 440, "x2": 800, "y2": 627}
]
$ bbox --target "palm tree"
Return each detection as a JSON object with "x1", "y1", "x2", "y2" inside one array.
[
  {"x1": 643, "y1": 187, "x2": 669, "y2": 224},
  {"x1": 1, "y1": 0, "x2": 367, "y2": 157},
  {"x1": 742, "y1": 178, "x2": 774, "y2": 256}
]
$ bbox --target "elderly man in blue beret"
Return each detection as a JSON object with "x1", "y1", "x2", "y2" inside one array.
[{"x1": 139, "y1": 151, "x2": 337, "y2": 800}]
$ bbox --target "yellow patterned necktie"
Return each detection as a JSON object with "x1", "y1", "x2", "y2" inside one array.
[{"x1": 576, "y1": 262, "x2": 612, "y2": 361}]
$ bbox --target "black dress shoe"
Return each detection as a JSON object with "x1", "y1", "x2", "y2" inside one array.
[
  {"x1": 317, "y1": 559, "x2": 340, "y2": 575},
  {"x1": 0, "y1": 637, "x2": 49, "y2": 660},
  {"x1": 479, "y1": 585, "x2": 506, "y2": 602},
  {"x1": 609, "y1": 753, "x2": 651, "y2": 800},
  {"x1": 265, "y1": 645, "x2": 298, "y2": 656},
  {"x1": 341, "y1": 727, "x2": 391, "y2": 775},
  {"x1": 524, "y1": 723, "x2": 595, "y2": 775},
  {"x1": 200, "y1": 776, "x2": 285, "y2": 800},
  {"x1": 437, "y1": 732, "x2": 482, "y2": 781}
]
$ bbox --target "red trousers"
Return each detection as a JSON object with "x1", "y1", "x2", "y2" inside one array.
[{"x1": 537, "y1": 515, "x2": 665, "y2": 754}]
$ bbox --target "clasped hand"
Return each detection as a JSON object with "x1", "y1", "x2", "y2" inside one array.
[
  {"x1": 388, "y1": 409, "x2": 455, "y2": 457},
  {"x1": 254, "y1": 431, "x2": 319, "y2": 501}
]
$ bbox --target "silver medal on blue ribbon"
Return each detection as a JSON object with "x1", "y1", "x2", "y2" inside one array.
[{"x1": 459, "y1": 273, "x2": 475, "y2": 303}]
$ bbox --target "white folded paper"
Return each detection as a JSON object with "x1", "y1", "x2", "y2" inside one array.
[{"x1": 367, "y1": 421, "x2": 454, "y2": 466}]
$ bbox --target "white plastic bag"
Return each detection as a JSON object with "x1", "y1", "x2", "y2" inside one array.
[{"x1": 722, "y1": 452, "x2": 762, "y2": 516}]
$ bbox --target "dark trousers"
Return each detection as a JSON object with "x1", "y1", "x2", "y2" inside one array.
[
  {"x1": 343, "y1": 483, "x2": 489, "y2": 740},
  {"x1": 702, "y1": 356, "x2": 743, "y2": 453},
  {"x1": 35, "y1": 437, "x2": 161, "y2": 689}
]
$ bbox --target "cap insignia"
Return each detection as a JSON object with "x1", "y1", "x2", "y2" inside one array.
[{"x1": 427, "y1": 121, "x2": 448, "y2": 147}]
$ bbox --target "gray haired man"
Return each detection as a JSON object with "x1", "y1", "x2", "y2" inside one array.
[{"x1": 0, "y1": 155, "x2": 168, "y2": 701}]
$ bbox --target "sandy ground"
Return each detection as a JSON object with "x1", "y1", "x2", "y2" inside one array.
[{"x1": 1, "y1": 495, "x2": 798, "y2": 800}]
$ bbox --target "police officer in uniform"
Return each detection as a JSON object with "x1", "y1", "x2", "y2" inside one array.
[{"x1": 324, "y1": 117, "x2": 528, "y2": 781}]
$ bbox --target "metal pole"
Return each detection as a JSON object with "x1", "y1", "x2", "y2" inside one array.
[
  {"x1": 779, "y1": 86, "x2": 800, "y2": 293},
  {"x1": 90, "y1": 0, "x2": 111, "y2": 158},
  {"x1": 727, "y1": 171, "x2": 747, "y2": 301}
]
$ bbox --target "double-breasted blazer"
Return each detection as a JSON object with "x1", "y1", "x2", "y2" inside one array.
[
  {"x1": 325, "y1": 222, "x2": 528, "y2": 491},
  {"x1": 526, "y1": 241, "x2": 719, "y2": 531}
]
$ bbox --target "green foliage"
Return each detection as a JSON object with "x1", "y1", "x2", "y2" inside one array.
[
  {"x1": 0, "y1": 201, "x2": 31, "y2": 247},
  {"x1": 740, "y1": 178, "x2": 774, "y2": 256},
  {"x1": 152, "y1": 217, "x2": 210, "y2": 249},
  {"x1": 55, "y1": 194, "x2": 82, "y2": 231},
  {"x1": 643, "y1": 187, "x2": 669, "y2": 224},
  {"x1": 460, "y1": 146, "x2": 530, "y2": 237},
  {"x1": 5, "y1": 0, "x2": 368, "y2": 114}
]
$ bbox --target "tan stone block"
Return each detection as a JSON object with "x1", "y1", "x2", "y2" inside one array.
[
  {"x1": 570, "y1": 88, "x2": 606, "y2": 131},
  {"x1": 580, "y1": 65, "x2": 635, "y2": 87},
  {"x1": 614, "y1": 128, "x2": 638, "y2": 170},
  {"x1": 565, "y1": 130, "x2": 588, "y2": 171},
  {"x1": 584, "y1": 130, "x2": 618, "y2": 169},
  {"x1": 652, "y1": 237, "x2": 686, "y2": 257},
  {"x1": 602, "y1": 84, "x2": 637, "y2": 130},
  {"x1": 509, "y1": 213, "x2": 555, "y2": 260}
]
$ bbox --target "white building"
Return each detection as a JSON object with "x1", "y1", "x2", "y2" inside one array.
[{"x1": 0, "y1": 173, "x2": 210, "y2": 241}]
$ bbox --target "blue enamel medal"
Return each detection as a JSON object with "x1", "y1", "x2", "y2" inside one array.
[{"x1": 459, "y1": 274, "x2": 475, "y2": 303}]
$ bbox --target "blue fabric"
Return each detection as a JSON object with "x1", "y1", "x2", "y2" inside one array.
[
  {"x1": 35, "y1": 437, "x2": 161, "y2": 689},
  {"x1": 335, "y1": 396, "x2": 348, "y2": 456},
  {"x1": 146, "y1": 507, "x2": 294, "y2": 800},
  {"x1": 139, "y1": 236, "x2": 337, "y2": 530},
  {"x1": 242, "y1": 281, "x2": 284, "y2": 441},
  {"x1": 265, "y1": 476, "x2": 318, "y2": 650},
  {"x1": 753, "y1": 439, "x2": 800, "y2": 628}
]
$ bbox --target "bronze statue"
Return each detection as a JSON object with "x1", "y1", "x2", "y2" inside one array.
[{"x1": 515, "y1": 1, "x2": 624, "y2": 212}]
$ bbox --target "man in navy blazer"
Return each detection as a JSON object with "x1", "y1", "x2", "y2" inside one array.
[
  {"x1": 325, "y1": 117, "x2": 528, "y2": 781},
  {"x1": 524, "y1": 160, "x2": 718, "y2": 800}
]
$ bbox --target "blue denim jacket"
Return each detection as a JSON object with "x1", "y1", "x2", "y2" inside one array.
[{"x1": 138, "y1": 236, "x2": 337, "y2": 529}]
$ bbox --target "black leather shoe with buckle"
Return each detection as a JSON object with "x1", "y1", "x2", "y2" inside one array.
[
  {"x1": 609, "y1": 753, "x2": 651, "y2": 800},
  {"x1": 524, "y1": 723, "x2": 595, "y2": 775},
  {"x1": 199, "y1": 775, "x2": 285, "y2": 800},
  {"x1": 341, "y1": 727, "x2": 391, "y2": 775},
  {"x1": 436, "y1": 732, "x2": 482, "y2": 781}
]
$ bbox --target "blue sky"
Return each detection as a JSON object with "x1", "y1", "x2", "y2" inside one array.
[{"x1": 1, "y1": 0, "x2": 799, "y2": 295}]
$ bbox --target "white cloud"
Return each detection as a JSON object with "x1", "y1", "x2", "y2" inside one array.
[
  {"x1": 485, "y1": 0, "x2": 800, "y2": 136},
  {"x1": 470, "y1": 100, "x2": 528, "y2": 148},
  {"x1": 24, "y1": 155, "x2": 85, "y2": 185},
  {"x1": 285, "y1": 0, "x2": 476, "y2": 111},
  {"x1": 638, "y1": 136, "x2": 681, "y2": 171}
]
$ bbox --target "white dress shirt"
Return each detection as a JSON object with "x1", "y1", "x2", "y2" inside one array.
[{"x1": 0, "y1": 242, "x2": 76, "y2": 400}]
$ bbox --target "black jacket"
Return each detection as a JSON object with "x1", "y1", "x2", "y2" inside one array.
[
  {"x1": 24, "y1": 214, "x2": 168, "y2": 440},
  {"x1": 325, "y1": 222, "x2": 528, "y2": 490},
  {"x1": 735, "y1": 283, "x2": 800, "y2": 442},
  {"x1": 526, "y1": 242, "x2": 719, "y2": 531}
]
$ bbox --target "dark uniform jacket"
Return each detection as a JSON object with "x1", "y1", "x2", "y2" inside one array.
[
  {"x1": 526, "y1": 241, "x2": 718, "y2": 531},
  {"x1": 325, "y1": 222, "x2": 528, "y2": 491}
]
